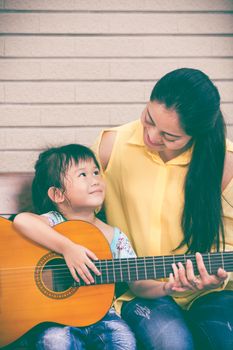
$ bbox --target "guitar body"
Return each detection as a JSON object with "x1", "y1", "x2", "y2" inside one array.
[{"x1": 0, "y1": 217, "x2": 114, "y2": 347}]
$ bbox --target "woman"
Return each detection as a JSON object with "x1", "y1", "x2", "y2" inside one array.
[{"x1": 94, "y1": 68, "x2": 233, "y2": 349}]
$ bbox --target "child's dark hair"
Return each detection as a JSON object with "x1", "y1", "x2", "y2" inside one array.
[
  {"x1": 32, "y1": 144, "x2": 100, "y2": 214},
  {"x1": 150, "y1": 68, "x2": 226, "y2": 253}
]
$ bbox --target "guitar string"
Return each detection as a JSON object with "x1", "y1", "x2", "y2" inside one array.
[
  {"x1": 2, "y1": 262, "x2": 232, "y2": 277},
  {"x1": 1, "y1": 259, "x2": 233, "y2": 273},
  {"x1": 1, "y1": 253, "x2": 232, "y2": 270},
  {"x1": 1, "y1": 262, "x2": 232, "y2": 281},
  {"x1": 2, "y1": 266, "x2": 232, "y2": 290},
  {"x1": 1, "y1": 262, "x2": 232, "y2": 284},
  {"x1": 2, "y1": 260, "x2": 232, "y2": 288},
  {"x1": 1, "y1": 253, "x2": 233, "y2": 272},
  {"x1": 2, "y1": 263, "x2": 232, "y2": 276}
]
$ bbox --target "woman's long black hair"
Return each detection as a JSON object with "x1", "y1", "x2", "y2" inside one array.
[{"x1": 150, "y1": 68, "x2": 226, "y2": 253}]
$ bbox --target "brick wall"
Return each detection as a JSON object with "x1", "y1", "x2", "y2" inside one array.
[{"x1": 0, "y1": 0, "x2": 233, "y2": 214}]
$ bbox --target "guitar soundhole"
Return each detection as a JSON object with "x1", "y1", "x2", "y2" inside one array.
[
  {"x1": 42, "y1": 258, "x2": 74, "y2": 292},
  {"x1": 35, "y1": 252, "x2": 78, "y2": 299}
]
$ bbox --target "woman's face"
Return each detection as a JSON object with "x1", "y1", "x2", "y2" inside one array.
[{"x1": 141, "y1": 101, "x2": 192, "y2": 154}]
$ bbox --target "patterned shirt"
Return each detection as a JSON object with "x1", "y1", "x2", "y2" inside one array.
[{"x1": 42, "y1": 211, "x2": 136, "y2": 259}]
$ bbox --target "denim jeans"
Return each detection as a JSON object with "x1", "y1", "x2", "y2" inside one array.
[
  {"x1": 188, "y1": 290, "x2": 233, "y2": 350},
  {"x1": 121, "y1": 290, "x2": 233, "y2": 350},
  {"x1": 7, "y1": 308, "x2": 136, "y2": 350},
  {"x1": 122, "y1": 295, "x2": 194, "y2": 350}
]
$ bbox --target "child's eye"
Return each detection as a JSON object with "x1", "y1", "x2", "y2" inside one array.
[
  {"x1": 94, "y1": 170, "x2": 100, "y2": 176},
  {"x1": 79, "y1": 172, "x2": 86, "y2": 177}
]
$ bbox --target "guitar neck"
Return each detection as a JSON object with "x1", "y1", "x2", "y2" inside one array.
[{"x1": 75, "y1": 251, "x2": 233, "y2": 286}]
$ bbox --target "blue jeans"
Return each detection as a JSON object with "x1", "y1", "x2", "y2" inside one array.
[
  {"x1": 121, "y1": 291, "x2": 233, "y2": 350},
  {"x1": 188, "y1": 291, "x2": 233, "y2": 350},
  {"x1": 8, "y1": 308, "x2": 136, "y2": 350}
]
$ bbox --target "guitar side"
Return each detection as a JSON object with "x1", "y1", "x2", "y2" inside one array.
[{"x1": 0, "y1": 218, "x2": 115, "y2": 348}]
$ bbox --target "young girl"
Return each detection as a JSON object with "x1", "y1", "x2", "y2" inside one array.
[{"x1": 13, "y1": 144, "x2": 137, "y2": 350}]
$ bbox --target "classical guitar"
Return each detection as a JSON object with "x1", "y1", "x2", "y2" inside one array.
[{"x1": 0, "y1": 217, "x2": 233, "y2": 347}]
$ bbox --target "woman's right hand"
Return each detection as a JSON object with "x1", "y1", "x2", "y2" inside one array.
[{"x1": 62, "y1": 241, "x2": 101, "y2": 285}]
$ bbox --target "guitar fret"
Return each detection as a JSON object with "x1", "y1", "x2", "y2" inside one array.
[
  {"x1": 99, "y1": 260, "x2": 103, "y2": 284},
  {"x1": 121, "y1": 259, "x2": 128, "y2": 281},
  {"x1": 105, "y1": 260, "x2": 113, "y2": 284},
  {"x1": 183, "y1": 254, "x2": 187, "y2": 267},
  {"x1": 208, "y1": 253, "x2": 212, "y2": 274},
  {"x1": 93, "y1": 273, "x2": 97, "y2": 285},
  {"x1": 127, "y1": 259, "x2": 131, "y2": 281},
  {"x1": 135, "y1": 258, "x2": 139, "y2": 280},
  {"x1": 203, "y1": 254, "x2": 208, "y2": 274},
  {"x1": 152, "y1": 257, "x2": 156, "y2": 279},
  {"x1": 137, "y1": 258, "x2": 145, "y2": 280},
  {"x1": 148, "y1": 257, "x2": 156, "y2": 279},
  {"x1": 128, "y1": 258, "x2": 137, "y2": 281},
  {"x1": 162, "y1": 256, "x2": 166, "y2": 278},
  {"x1": 119, "y1": 259, "x2": 123, "y2": 282},
  {"x1": 221, "y1": 252, "x2": 224, "y2": 270},
  {"x1": 112, "y1": 259, "x2": 116, "y2": 282},
  {"x1": 144, "y1": 257, "x2": 147, "y2": 280},
  {"x1": 116, "y1": 260, "x2": 122, "y2": 282},
  {"x1": 105, "y1": 260, "x2": 109, "y2": 283}
]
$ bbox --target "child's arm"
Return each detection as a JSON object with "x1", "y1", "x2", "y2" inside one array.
[{"x1": 13, "y1": 212, "x2": 100, "y2": 284}]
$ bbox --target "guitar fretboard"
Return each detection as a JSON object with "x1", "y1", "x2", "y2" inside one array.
[{"x1": 74, "y1": 251, "x2": 233, "y2": 287}]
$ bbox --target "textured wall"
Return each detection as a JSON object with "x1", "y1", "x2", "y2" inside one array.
[{"x1": 0, "y1": 0, "x2": 233, "y2": 175}]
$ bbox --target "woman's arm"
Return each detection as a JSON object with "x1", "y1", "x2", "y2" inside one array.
[
  {"x1": 13, "y1": 212, "x2": 100, "y2": 284},
  {"x1": 129, "y1": 280, "x2": 171, "y2": 299},
  {"x1": 222, "y1": 150, "x2": 233, "y2": 191},
  {"x1": 98, "y1": 131, "x2": 116, "y2": 170},
  {"x1": 128, "y1": 270, "x2": 190, "y2": 299}
]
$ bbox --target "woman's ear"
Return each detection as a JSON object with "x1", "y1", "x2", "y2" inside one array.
[{"x1": 47, "y1": 186, "x2": 65, "y2": 204}]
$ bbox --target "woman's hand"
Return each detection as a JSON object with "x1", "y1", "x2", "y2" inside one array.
[
  {"x1": 163, "y1": 252, "x2": 228, "y2": 294},
  {"x1": 62, "y1": 241, "x2": 101, "y2": 285}
]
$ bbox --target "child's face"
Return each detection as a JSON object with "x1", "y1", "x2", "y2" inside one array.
[{"x1": 62, "y1": 158, "x2": 105, "y2": 212}]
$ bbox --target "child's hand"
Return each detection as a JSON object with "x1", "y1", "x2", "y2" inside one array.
[
  {"x1": 163, "y1": 253, "x2": 228, "y2": 294},
  {"x1": 62, "y1": 241, "x2": 101, "y2": 285}
]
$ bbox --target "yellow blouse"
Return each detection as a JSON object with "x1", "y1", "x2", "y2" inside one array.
[{"x1": 94, "y1": 120, "x2": 233, "y2": 312}]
